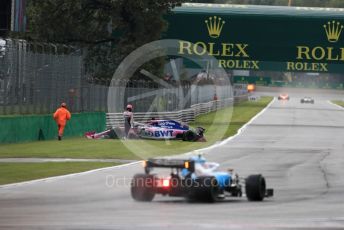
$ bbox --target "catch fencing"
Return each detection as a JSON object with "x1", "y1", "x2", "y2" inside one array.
[
  {"x1": 0, "y1": 39, "x2": 83, "y2": 114},
  {"x1": 0, "y1": 39, "x2": 237, "y2": 115}
]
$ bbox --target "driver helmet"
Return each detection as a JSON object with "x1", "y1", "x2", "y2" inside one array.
[{"x1": 190, "y1": 154, "x2": 206, "y2": 164}]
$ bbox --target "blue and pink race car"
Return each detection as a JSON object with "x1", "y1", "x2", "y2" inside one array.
[
  {"x1": 136, "y1": 120, "x2": 205, "y2": 141},
  {"x1": 85, "y1": 119, "x2": 206, "y2": 142}
]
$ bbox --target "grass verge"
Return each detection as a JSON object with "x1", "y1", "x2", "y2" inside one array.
[
  {"x1": 332, "y1": 100, "x2": 344, "y2": 108},
  {"x1": 0, "y1": 162, "x2": 119, "y2": 185},
  {"x1": 0, "y1": 97, "x2": 273, "y2": 160}
]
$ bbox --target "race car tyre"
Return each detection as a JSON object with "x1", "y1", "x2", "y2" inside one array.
[
  {"x1": 107, "y1": 129, "x2": 117, "y2": 139},
  {"x1": 137, "y1": 128, "x2": 146, "y2": 137},
  {"x1": 183, "y1": 130, "x2": 196, "y2": 142},
  {"x1": 114, "y1": 127, "x2": 123, "y2": 139},
  {"x1": 187, "y1": 176, "x2": 221, "y2": 202},
  {"x1": 131, "y1": 174, "x2": 156, "y2": 202},
  {"x1": 128, "y1": 131, "x2": 138, "y2": 139},
  {"x1": 245, "y1": 174, "x2": 266, "y2": 201}
]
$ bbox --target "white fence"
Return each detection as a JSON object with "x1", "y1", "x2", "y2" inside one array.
[
  {"x1": 106, "y1": 95, "x2": 247, "y2": 127},
  {"x1": 108, "y1": 83, "x2": 233, "y2": 113}
]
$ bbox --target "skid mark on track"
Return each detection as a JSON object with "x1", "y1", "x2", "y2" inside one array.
[{"x1": 319, "y1": 149, "x2": 331, "y2": 194}]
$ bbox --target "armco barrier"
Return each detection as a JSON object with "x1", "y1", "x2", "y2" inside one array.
[
  {"x1": 0, "y1": 112, "x2": 106, "y2": 143},
  {"x1": 106, "y1": 96, "x2": 247, "y2": 127}
]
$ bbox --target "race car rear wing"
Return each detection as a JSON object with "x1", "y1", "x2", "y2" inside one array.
[{"x1": 143, "y1": 158, "x2": 195, "y2": 174}]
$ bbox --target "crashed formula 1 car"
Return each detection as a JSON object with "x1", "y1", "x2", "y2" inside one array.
[
  {"x1": 136, "y1": 120, "x2": 205, "y2": 141},
  {"x1": 85, "y1": 119, "x2": 206, "y2": 142},
  {"x1": 131, "y1": 156, "x2": 274, "y2": 202}
]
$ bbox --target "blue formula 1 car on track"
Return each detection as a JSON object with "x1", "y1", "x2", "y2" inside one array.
[{"x1": 131, "y1": 156, "x2": 274, "y2": 202}]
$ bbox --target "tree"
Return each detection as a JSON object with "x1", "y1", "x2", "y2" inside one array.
[
  {"x1": 207, "y1": 0, "x2": 344, "y2": 7},
  {"x1": 26, "y1": 0, "x2": 185, "y2": 80}
]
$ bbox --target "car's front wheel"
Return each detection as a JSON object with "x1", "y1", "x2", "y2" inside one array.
[
  {"x1": 183, "y1": 130, "x2": 196, "y2": 141},
  {"x1": 245, "y1": 174, "x2": 266, "y2": 201}
]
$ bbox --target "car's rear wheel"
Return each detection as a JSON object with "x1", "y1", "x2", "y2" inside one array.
[
  {"x1": 131, "y1": 174, "x2": 156, "y2": 202},
  {"x1": 107, "y1": 129, "x2": 117, "y2": 139},
  {"x1": 245, "y1": 174, "x2": 266, "y2": 201}
]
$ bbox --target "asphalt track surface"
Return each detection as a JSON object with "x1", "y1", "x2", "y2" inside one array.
[{"x1": 0, "y1": 96, "x2": 344, "y2": 229}]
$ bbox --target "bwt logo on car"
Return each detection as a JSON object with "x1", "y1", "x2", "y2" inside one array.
[{"x1": 145, "y1": 130, "x2": 174, "y2": 138}]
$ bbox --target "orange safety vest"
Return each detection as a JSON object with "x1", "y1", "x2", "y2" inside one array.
[{"x1": 53, "y1": 107, "x2": 71, "y2": 126}]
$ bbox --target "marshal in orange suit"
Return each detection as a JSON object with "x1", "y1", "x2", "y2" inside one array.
[{"x1": 53, "y1": 102, "x2": 71, "y2": 141}]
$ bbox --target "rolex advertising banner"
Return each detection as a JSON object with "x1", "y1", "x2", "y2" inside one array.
[{"x1": 165, "y1": 3, "x2": 344, "y2": 73}]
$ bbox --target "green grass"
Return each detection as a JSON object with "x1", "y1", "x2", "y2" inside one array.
[
  {"x1": 0, "y1": 97, "x2": 273, "y2": 160},
  {"x1": 332, "y1": 100, "x2": 344, "y2": 107},
  {"x1": 0, "y1": 162, "x2": 119, "y2": 185},
  {"x1": 0, "y1": 138, "x2": 140, "y2": 159},
  {"x1": 0, "y1": 97, "x2": 272, "y2": 185}
]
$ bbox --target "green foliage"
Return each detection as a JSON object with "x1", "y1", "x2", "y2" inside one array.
[
  {"x1": 332, "y1": 100, "x2": 344, "y2": 108},
  {"x1": 26, "y1": 0, "x2": 184, "y2": 80},
  {"x1": 194, "y1": 0, "x2": 344, "y2": 7}
]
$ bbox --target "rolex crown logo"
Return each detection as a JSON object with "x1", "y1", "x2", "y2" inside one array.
[
  {"x1": 323, "y1": 20, "x2": 343, "y2": 43},
  {"x1": 205, "y1": 16, "x2": 225, "y2": 38}
]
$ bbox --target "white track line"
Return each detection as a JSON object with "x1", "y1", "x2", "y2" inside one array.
[
  {"x1": 0, "y1": 161, "x2": 140, "y2": 189},
  {"x1": 327, "y1": 100, "x2": 344, "y2": 110},
  {"x1": 186, "y1": 97, "x2": 276, "y2": 155},
  {"x1": 0, "y1": 97, "x2": 275, "y2": 189}
]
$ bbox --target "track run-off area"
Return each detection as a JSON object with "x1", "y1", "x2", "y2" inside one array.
[{"x1": 0, "y1": 93, "x2": 344, "y2": 230}]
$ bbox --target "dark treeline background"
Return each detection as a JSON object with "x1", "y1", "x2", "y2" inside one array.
[{"x1": 193, "y1": 0, "x2": 344, "y2": 7}]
